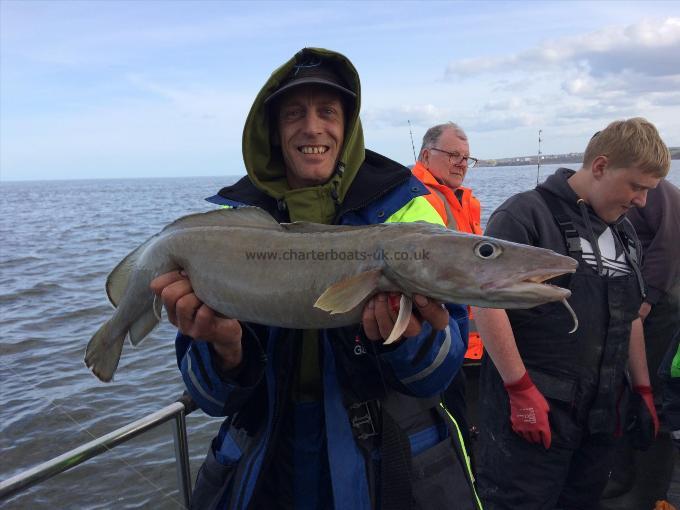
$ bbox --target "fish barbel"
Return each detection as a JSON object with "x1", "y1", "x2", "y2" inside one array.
[{"x1": 85, "y1": 207, "x2": 577, "y2": 382}]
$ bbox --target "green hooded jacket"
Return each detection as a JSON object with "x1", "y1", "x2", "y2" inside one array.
[
  {"x1": 238, "y1": 47, "x2": 443, "y2": 401},
  {"x1": 241, "y1": 47, "x2": 366, "y2": 224}
]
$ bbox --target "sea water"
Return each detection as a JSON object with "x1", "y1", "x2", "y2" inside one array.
[{"x1": 1, "y1": 162, "x2": 678, "y2": 509}]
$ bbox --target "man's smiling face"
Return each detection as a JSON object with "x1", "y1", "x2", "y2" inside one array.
[{"x1": 277, "y1": 85, "x2": 345, "y2": 189}]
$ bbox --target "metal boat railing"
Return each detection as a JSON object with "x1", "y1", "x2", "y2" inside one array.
[{"x1": 0, "y1": 393, "x2": 198, "y2": 508}]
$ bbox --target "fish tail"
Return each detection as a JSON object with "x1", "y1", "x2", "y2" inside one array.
[{"x1": 84, "y1": 318, "x2": 125, "y2": 382}]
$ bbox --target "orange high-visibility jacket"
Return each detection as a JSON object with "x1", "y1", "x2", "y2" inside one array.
[{"x1": 412, "y1": 161, "x2": 484, "y2": 363}]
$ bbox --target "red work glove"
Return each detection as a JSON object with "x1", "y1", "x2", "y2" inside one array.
[
  {"x1": 504, "y1": 371, "x2": 552, "y2": 449},
  {"x1": 633, "y1": 385, "x2": 660, "y2": 437}
]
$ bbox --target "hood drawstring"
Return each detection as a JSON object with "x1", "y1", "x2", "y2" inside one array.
[
  {"x1": 577, "y1": 198, "x2": 604, "y2": 276},
  {"x1": 611, "y1": 225, "x2": 647, "y2": 299},
  {"x1": 330, "y1": 162, "x2": 345, "y2": 206}
]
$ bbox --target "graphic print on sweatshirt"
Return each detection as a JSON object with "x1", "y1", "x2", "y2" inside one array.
[{"x1": 579, "y1": 227, "x2": 631, "y2": 277}]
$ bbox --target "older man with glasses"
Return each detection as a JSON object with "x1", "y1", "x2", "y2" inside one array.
[
  {"x1": 411, "y1": 122, "x2": 485, "y2": 457},
  {"x1": 414, "y1": 122, "x2": 481, "y2": 232}
]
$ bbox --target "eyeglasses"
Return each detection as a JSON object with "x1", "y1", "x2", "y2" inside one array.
[{"x1": 428, "y1": 147, "x2": 478, "y2": 168}]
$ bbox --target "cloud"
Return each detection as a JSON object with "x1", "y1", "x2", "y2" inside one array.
[
  {"x1": 557, "y1": 68, "x2": 680, "y2": 118},
  {"x1": 447, "y1": 17, "x2": 680, "y2": 79},
  {"x1": 648, "y1": 91, "x2": 680, "y2": 107},
  {"x1": 443, "y1": 17, "x2": 680, "y2": 126},
  {"x1": 125, "y1": 74, "x2": 252, "y2": 119},
  {"x1": 0, "y1": 2, "x2": 337, "y2": 70},
  {"x1": 362, "y1": 104, "x2": 448, "y2": 128},
  {"x1": 465, "y1": 111, "x2": 539, "y2": 132},
  {"x1": 363, "y1": 101, "x2": 540, "y2": 134}
]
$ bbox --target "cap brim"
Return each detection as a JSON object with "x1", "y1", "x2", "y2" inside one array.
[{"x1": 264, "y1": 77, "x2": 356, "y2": 105}]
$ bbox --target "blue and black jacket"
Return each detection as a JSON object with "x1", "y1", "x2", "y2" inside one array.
[
  {"x1": 178, "y1": 152, "x2": 480, "y2": 510},
  {"x1": 179, "y1": 47, "x2": 480, "y2": 510}
]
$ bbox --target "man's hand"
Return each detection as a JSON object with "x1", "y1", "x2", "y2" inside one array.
[
  {"x1": 150, "y1": 271, "x2": 243, "y2": 371},
  {"x1": 361, "y1": 292, "x2": 449, "y2": 342},
  {"x1": 638, "y1": 301, "x2": 652, "y2": 322},
  {"x1": 504, "y1": 371, "x2": 552, "y2": 449}
]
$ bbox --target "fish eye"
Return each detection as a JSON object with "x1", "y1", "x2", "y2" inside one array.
[{"x1": 474, "y1": 241, "x2": 502, "y2": 260}]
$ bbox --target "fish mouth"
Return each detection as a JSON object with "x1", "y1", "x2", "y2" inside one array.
[
  {"x1": 491, "y1": 280, "x2": 572, "y2": 299},
  {"x1": 477, "y1": 268, "x2": 574, "y2": 309},
  {"x1": 481, "y1": 267, "x2": 576, "y2": 295}
]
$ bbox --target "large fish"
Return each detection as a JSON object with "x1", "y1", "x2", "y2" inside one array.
[{"x1": 85, "y1": 207, "x2": 577, "y2": 382}]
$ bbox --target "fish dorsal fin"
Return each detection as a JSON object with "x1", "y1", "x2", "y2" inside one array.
[
  {"x1": 283, "y1": 221, "x2": 448, "y2": 235},
  {"x1": 106, "y1": 207, "x2": 281, "y2": 307},
  {"x1": 314, "y1": 268, "x2": 383, "y2": 314},
  {"x1": 282, "y1": 221, "x2": 379, "y2": 234},
  {"x1": 164, "y1": 207, "x2": 282, "y2": 233}
]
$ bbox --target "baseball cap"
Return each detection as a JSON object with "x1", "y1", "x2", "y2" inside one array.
[{"x1": 264, "y1": 54, "x2": 356, "y2": 105}]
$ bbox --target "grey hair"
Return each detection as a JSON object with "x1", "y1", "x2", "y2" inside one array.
[{"x1": 418, "y1": 122, "x2": 468, "y2": 161}]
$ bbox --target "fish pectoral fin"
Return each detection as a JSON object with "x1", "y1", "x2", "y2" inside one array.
[
  {"x1": 314, "y1": 269, "x2": 382, "y2": 314},
  {"x1": 384, "y1": 294, "x2": 413, "y2": 344}
]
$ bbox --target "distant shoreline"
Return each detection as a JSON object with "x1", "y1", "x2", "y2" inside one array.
[
  {"x1": 2, "y1": 150, "x2": 678, "y2": 182},
  {"x1": 477, "y1": 146, "x2": 680, "y2": 168}
]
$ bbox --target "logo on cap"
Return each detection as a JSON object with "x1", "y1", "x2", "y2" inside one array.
[{"x1": 265, "y1": 52, "x2": 356, "y2": 105}]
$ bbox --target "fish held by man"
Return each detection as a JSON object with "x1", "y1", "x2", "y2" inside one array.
[{"x1": 84, "y1": 207, "x2": 578, "y2": 382}]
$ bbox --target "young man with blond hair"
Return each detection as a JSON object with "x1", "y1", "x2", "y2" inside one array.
[{"x1": 475, "y1": 117, "x2": 670, "y2": 510}]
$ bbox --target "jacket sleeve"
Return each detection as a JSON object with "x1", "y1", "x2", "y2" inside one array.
[
  {"x1": 627, "y1": 182, "x2": 680, "y2": 304},
  {"x1": 375, "y1": 303, "x2": 468, "y2": 397},
  {"x1": 175, "y1": 324, "x2": 266, "y2": 417}
]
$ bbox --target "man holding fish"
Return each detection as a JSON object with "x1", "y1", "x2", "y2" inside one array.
[
  {"x1": 149, "y1": 48, "x2": 482, "y2": 509},
  {"x1": 86, "y1": 45, "x2": 583, "y2": 507},
  {"x1": 86, "y1": 47, "x2": 583, "y2": 508},
  {"x1": 475, "y1": 118, "x2": 670, "y2": 510}
]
